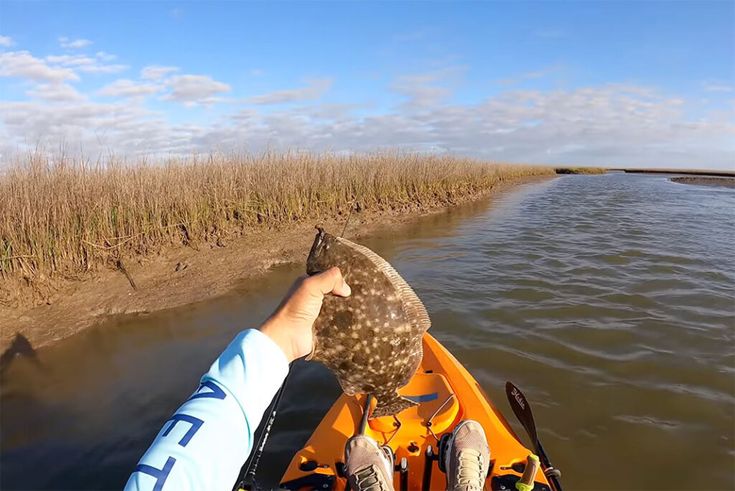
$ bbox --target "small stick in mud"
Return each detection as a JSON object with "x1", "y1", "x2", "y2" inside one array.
[
  {"x1": 340, "y1": 197, "x2": 358, "y2": 238},
  {"x1": 115, "y1": 258, "x2": 137, "y2": 291}
]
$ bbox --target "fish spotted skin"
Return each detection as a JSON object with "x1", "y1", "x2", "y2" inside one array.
[{"x1": 306, "y1": 228, "x2": 431, "y2": 417}]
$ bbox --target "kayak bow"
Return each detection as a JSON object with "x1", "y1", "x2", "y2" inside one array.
[{"x1": 280, "y1": 334, "x2": 555, "y2": 490}]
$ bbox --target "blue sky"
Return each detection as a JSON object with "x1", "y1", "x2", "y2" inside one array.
[{"x1": 1, "y1": 1, "x2": 733, "y2": 168}]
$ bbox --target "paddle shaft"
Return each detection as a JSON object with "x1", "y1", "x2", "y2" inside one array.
[
  {"x1": 505, "y1": 382, "x2": 563, "y2": 491},
  {"x1": 536, "y1": 440, "x2": 562, "y2": 491}
]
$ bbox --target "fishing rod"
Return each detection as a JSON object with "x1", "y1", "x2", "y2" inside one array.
[
  {"x1": 235, "y1": 368, "x2": 292, "y2": 491},
  {"x1": 240, "y1": 198, "x2": 359, "y2": 490},
  {"x1": 358, "y1": 394, "x2": 374, "y2": 435},
  {"x1": 505, "y1": 381, "x2": 563, "y2": 491}
]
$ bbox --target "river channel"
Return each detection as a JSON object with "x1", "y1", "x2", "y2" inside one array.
[{"x1": 1, "y1": 173, "x2": 733, "y2": 490}]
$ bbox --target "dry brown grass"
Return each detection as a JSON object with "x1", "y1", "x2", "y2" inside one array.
[
  {"x1": 0, "y1": 152, "x2": 553, "y2": 302},
  {"x1": 554, "y1": 167, "x2": 607, "y2": 175}
]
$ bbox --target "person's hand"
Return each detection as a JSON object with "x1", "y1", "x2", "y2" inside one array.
[{"x1": 259, "y1": 267, "x2": 351, "y2": 362}]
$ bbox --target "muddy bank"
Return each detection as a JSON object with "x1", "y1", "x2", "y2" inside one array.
[
  {"x1": 670, "y1": 176, "x2": 735, "y2": 188},
  {"x1": 0, "y1": 176, "x2": 551, "y2": 353}
]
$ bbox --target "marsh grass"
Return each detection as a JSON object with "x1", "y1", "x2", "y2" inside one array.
[
  {"x1": 554, "y1": 167, "x2": 607, "y2": 174},
  {"x1": 0, "y1": 152, "x2": 553, "y2": 299}
]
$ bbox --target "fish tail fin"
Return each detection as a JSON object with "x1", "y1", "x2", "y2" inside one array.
[{"x1": 371, "y1": 392, "x2": 417, "y2": 418}]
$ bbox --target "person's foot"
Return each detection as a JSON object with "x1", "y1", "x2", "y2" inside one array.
[
  {"x1": 444, "y1": 420, "x2": 491, "y2": 491},
  {"x1": 345, "y1": 435, "x2": 394, "y2": 491}
]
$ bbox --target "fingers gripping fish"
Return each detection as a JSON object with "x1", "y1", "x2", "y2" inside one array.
[{"x1": 306, "y1": 228, "x2": 431, "y2": 418}]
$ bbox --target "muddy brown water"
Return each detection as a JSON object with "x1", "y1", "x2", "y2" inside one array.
[{"x1": 1, "y1": 173, "x2": 734, "y2": 490}]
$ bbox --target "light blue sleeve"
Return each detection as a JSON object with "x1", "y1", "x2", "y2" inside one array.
[{"x1": 124, "y1": 328, "x2": 289, "y2": 491}]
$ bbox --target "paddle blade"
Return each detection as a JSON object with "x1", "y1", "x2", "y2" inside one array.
[{"x1": 505, "y1": 381, "x2": 539, "y2": 454}]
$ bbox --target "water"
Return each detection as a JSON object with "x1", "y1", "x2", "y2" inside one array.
[{"x1": 2, "y1": 173, "x2": 734, "y2": 490}]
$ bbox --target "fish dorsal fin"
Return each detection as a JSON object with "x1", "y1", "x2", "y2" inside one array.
[{"x1": 337, "y1": 237, "x2": 431, "y2": 333}]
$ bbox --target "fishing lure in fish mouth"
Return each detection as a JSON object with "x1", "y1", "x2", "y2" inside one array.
[{"x1": 306, "y1": 227, "x2": 431, "y2": 418}]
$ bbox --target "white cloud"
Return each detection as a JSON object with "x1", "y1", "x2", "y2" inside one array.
[
  {"x1": 497, "y1": 65, "x2": 563, "y2": 86},
  {"x1": 164, "y1": 74, "x2": 230, "y2": 105},
  {"x1": 3, "y1": 81, "x2": 734, "y2": 168},
  {"x1": 46, "y1": 53, "x2": 128, "y2": 74},
  {"x1": 96, "y1": 51, "x2": 117, "y2": 62},
  {"x1": 1, "y1": 44, "x2": 733, "y2": 170},
  {"x1": 392, "y1": 68, "x2": 465, "y2": 109},
  {"x1": 246, "y1": 78, "x2": 332, "y2": 104},
  {"x1": 98, "y1": 79, "x2": 162, "y2": 98},
  {"x1": 393, "y1": 75, "x2": 450, "y2": 109},
  {"x1": 0, "y1": 51, "x2": 79, "y2": 82},
  {"x1": 0, "y1": 35, "x2": 13, "y2": 48},
  {"x1": 46, "y1": 54, "x2": 92, "y2": 66},
  {"x1": 194, "y1": 84, "x2": 735, "y2": 168},
  {"x1": 27, "y1": 83, "x2": 85, "y2": 102},
  {"x1": 0, "y1": 99, "x2": 184, "y2": 158},
  {"x1": 59, "y1": 37, "x2": 92, "y2": 49},
  {"x1": 141, "y1": 65, "x2": 179, "y2": 80},
  {"x1": 702, "y1": 81, "x2": 733, "y2": 93},
  {"x1": 78, "y1": 63, "x2": 128, "y2": 74}
]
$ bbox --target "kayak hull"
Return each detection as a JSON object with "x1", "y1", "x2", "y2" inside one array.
[{"x1": 280, "y1": 333, "x2": 552, "y2": 490}]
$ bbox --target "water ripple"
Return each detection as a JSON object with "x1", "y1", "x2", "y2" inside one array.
[
  {"x1": 2, "y1": 174, "x2": 733, "y2": 490},
  {"x1": 395, "y1": 173, "x2": 735, "y2": 489}
]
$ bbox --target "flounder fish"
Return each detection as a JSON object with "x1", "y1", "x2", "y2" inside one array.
[{"x1": 306, "y1": 228, "x2": 431, "y2": 418}]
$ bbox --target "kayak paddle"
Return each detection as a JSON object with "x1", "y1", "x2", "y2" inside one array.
[{"x1": 505, "y1": 381, "x2": 563, "y2": 491}]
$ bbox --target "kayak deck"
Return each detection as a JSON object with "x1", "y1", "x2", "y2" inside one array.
[{"x1": 280, "y1": 334, "x2": 552, "y2": 490}]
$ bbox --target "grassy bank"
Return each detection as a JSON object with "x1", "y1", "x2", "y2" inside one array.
[
  {"x1": 554, "y1": 167, "x2": 607, "y2": 174},
  {"x1": 670, "y1": 176, "x2": 735, "y2": 188},
  {"x1": 616, "y1": 168, "x2": 735, "y2": 177},
  {"x1": 1, "y1": 153, "x2": 554, "y2": 306}
]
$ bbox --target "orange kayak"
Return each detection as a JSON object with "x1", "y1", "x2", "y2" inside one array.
[{"x1": 279, "y1": 333, "x2": 553, "y2": 490}]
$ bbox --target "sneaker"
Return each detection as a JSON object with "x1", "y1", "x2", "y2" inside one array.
[
  {"x1": 444, "y1": 420, "x2": 491, "y2": 491},
  {"x1": 345, "y1": 435, "x2": 394, "y2": 491}
]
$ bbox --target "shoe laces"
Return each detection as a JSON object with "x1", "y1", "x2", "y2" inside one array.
[
  {"x1": 457, "y1": 448, "x2": 485, "y2": 490},
  {"x1": 353, "y1": 464, "x2": 388, "y2": 491}
]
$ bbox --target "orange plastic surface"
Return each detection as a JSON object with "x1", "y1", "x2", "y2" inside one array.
[
  {"x1": 280, "y1": 333, "x2": 551, "y2": 490},
  {"x1": 368, "y1": 372, "x2": 459, "y2": 435}
]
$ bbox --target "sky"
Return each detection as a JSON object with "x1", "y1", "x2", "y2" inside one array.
[{"x1": 0, "y1": 1, "x2": 733, "y2": 169}]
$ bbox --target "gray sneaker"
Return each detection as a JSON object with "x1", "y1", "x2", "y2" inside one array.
[
  {"x1": 444, "y1": 420, "x2": 491, "y2": 491},
  {"x1": 345, "y1": 435, "x2": 394, "y2": 491}
]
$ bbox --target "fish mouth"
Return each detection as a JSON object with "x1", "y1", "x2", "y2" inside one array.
[{"x1": 306, "y1": 226, "x2": 326, "y2": 275}]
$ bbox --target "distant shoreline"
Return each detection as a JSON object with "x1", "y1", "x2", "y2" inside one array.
[
  {"x1": 614, "y1": 168, "x2": 735, "y2": 178},
  {"x1": 670, "y1": 176, "x2": 735, "y2": 188}
]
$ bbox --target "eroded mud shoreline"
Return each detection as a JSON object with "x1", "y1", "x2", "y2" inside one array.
[{"x1": 0, "y1": 176, "x2": 552, "y2": 354}]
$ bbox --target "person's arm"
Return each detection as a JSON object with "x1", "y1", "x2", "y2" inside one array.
[{"x1": 124, "y1": 268, "x2": 351, "y2": 491}]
